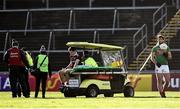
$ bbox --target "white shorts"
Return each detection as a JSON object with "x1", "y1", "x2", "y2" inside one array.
[{"x1": 155, "y1": 65, "x2": 170, "y2": 73}]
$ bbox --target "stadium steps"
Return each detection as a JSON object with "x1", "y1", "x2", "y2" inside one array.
[
  {"x1": 0, "y1": 8, "x2": 155, "y2": 29},
  {"x1": 5, "y1": 32, "x2": 50, "y2": 50},
  {"x1": 0, "y1": 12, "x2": 27, "y2": 30},
  {"x1": 3, "y1": 0, "x2": 173, "y2": 9},
  {"x1": 0, "y1": 8, "x2": 155, "y2": 71},
  {"x1": 128, "y1": 9, "x2": 180, "y2": 70},
  {"x1": 0, "y1": 33, "x2": 6, "y2": 51},
  {"x1": 0, "y1": 33, "x2": 7, "y2": 71},
  {"x1": 75, "y1": 10, "x2": 114, "y2": 28},
  {"x1": 31, "y1": 11, "x2": 70, "y2": 29},
  {"x1": 0, "y1": 2, "x2": 176, "y2": 71},
  {"x1": 24, "y1": 0, "x2": 146, "y2": 9},
  {"x1": 54, "y1": 30, "x2": 136, "y2": 69},
  {"x1": 31, "y1": 9, "x2": 154, "y2": 29}
]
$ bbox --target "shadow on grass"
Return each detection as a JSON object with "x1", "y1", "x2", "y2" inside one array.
[
  {"x1": 30, "y1": 96, "x2": 180, "y2": 99},
  {"x1": 133, "y1": 96, "x2": 163, "y2": 98},
  {"x1": 116, "y1": 96, "x2": 180, "y2": 98},
  {"x1": 30, "y1": 97, "x2": 65, "y2": 99}
]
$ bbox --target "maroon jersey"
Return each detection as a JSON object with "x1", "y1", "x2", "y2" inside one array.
[
  {"x1": 69, "y1": 54, "x2": 81, "y2": 68},
  {"x1": 7, "y1": 47, "x2": 24, "y2": 67}
]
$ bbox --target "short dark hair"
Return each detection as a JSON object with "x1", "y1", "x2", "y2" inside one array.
[
  {"x1": 84, "y1": 50, "x2": 90, "y2": 58},
  {"x1": 12, "y1": 39, "x2": 16, "y2": 42},
  {"x1": 157, "y1": 34, "x2": 165, "y2": 39},
  {"x1": 68, "y1": 47, "x2": 76, "y2": 51},
  {"x1": 12, "y1": 41, "x2": 19, "y2": 47},
  {"x1": 40, "y1": 45, "x2": 46, "y2": 52}
]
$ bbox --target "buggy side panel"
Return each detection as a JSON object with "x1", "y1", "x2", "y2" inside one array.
[{"x1": 80, "y1": 79, "x2": 111, "y2": 90}]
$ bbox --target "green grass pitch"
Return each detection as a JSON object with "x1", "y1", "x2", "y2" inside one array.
[{"x1": 0, "y1": 91, "x2": 179, "y2": 108}]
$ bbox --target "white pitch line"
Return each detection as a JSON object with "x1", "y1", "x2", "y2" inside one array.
[{"x1": 0, "y1": 107, "x2": 180, "y2": 109}]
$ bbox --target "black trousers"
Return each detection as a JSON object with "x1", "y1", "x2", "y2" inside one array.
[
  {"x1": 35, "y1": 72, "x2": 48, "y2": 97},
  {"x1": 9, "y1": 66, "x2": 28, "y2": 97},
  {"x1": 17, "y1": 68, "x2": 30, "y2": 96},
  {"x1": 24, "y1": 69, "x2": 30, "y2": 96}
]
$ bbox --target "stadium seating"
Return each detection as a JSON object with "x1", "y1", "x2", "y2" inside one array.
[
  {"x1": 0, "y1": 0, "x2": 179, "y2": 71},
  {"x1": 1, "y1": 0, "x2": 173, "y2": 9},
  {"x1": 0, "y1": 12, "x2": 27, "y2": 30},
  {"x1": 0, "y1": 7, "x2": 165, "y2": 69},
  {"x1": 0, "y1": 33, "x2": 6, "y2": 51}
]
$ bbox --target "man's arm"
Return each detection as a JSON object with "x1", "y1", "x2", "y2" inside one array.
[
  {"x1": 20, "y1": 50, "x2": 29, "y2": 68},
  {"x1": 151, "y1": 52, "x2": 157, "y2": 65},
  {"x1": 151, "y1": 52, "x2": 161, "y2": 68},
  {"x1": 65, "y1": 62, "x2": 72, "y2": 69},
  {"x1": 167, "y1": 51, "x2": 172, "y2": 60},
  {"x1": 33, "y1": 55, "x2": 38, "y2": 69},
  {"x1": 73, "y1": 59, "x2": 80, "y2": 68},
  {"x1": 48, "y1": 57, "x2": 52, "y2": 78}
]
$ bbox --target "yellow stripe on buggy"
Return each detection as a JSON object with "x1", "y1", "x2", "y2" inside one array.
[{"x1": 66, "y1": 42, "x2": 124, "y2": 50}]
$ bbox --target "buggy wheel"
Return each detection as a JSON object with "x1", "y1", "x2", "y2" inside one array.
[
  {"x1": 86, "y1": 85, "x2": 99, "y2": 98},
  {"x1": 123, "y1": 86, "x2": 134, "y2": 97},
  {"x1": 104, "y1": 93, "x2": 114, "y2": 97}
]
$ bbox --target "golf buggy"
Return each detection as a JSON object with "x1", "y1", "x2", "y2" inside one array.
[{"x1": 60, "y1": 42, "x2": 134, "y2": 97}]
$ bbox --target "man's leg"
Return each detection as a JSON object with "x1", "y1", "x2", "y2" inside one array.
[
  {"x1": 24, "y1": 68, "x2": 30, "y2": 96},
  {"x1": 18, "y1": 72, "x2": 29, "y2": 98},
  {"x1": 162, "y1": 73, "x2": 170, "y2": 95},
  {"x1": 42, "y1": 73, "x2": 47, "y2": 98},
  {"x1": 155, "y1": 73, "x2": 164, "y2": 97},
  {"x1": 160, "y1": 65, "x2": 170, "y2": 97},
  {"x1": 9, "y1": 67, "x2": 18, "y2": 98},
  {"x1": 17, "y1": 82, "x2": 22, "y2": 97},
  {"x1": 35, "y1": 74, "x2": 41, "y2": 98},
  {"x1": 59, "y1": 69, "x2": 67, "y2": 83}
]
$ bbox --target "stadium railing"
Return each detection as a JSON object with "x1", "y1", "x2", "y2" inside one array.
[
  {"x1": 153, "y1": 3, "x2": 167, "y2": 36},
  {"x1": 0, "y1": 6, "x2": 159, "y2": 32},
  {"x1": 0, "y1": 5, "x2": 173, "y2": 71},
  {"x1": 0, "y1": 6, "x2": 159, "y2": 58},
  {"x1": 0, "y1": 0, "x2": 175, "y2": 10},
  {"x1": 0, "y1": 28, "x2": 137, "y2": 69},
  {"x1": 136, "y1": 23, "x2": 169, "y2": 71}
]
